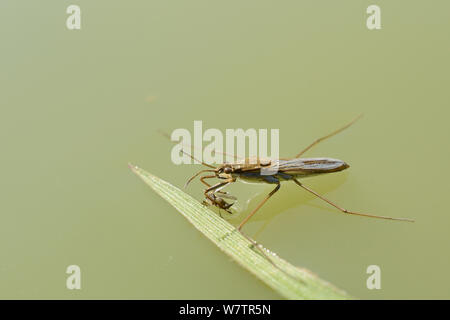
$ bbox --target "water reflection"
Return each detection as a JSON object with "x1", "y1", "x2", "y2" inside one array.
[{"x1": 207, "y1": 171, "x2": 349, "y2": 229}]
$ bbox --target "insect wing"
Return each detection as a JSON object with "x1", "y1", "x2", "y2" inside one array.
[{"x1": 276, "y1": 158, "x2": 349, "y2": 175}]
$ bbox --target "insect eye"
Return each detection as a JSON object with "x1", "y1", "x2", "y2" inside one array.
[{"x1": 224, "y1": 167, "x2": 232, "y2": 174}]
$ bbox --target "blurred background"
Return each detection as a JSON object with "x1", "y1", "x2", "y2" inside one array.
[{"x1": 0, "y1": 0, "x2": 449, "y2": 299}]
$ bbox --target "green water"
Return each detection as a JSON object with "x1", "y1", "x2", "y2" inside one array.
[{"x1": 1, "y1": 1, "x2": 449, "y2": 299}]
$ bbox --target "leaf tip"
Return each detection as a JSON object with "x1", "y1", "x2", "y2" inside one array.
[{"x1": 128, "y1": 162, "x2": 139, "y2": 172}]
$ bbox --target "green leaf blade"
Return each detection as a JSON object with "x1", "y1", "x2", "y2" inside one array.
[{"x1": 130, "y1": 164, "x2": 352, "y2": 300}]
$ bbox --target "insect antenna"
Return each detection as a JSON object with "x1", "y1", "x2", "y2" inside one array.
[
  {"x1": 158, "y1": 129, "x2": 245, "y2": 162},
  {"x1": 176, "y1": 149, "x2": 218, "y2": 188},
  {"x1": 179, "y1": 149, "x2": 216, "y2": 169},
  {"x1": 158, "y1": 130, "x2": 224, "y2": 187}
]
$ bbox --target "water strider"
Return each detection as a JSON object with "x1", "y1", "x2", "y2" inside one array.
[
  {"x1": 184, "y1": 115, "x2": 414, "y2": 231},
  {"x1": 165, "y1": 116, "x2": 414, "y2": 278}
]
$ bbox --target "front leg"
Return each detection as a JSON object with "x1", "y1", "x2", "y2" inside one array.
[
  {"x1": 204, "y1": 177, "x2": 235, "y2": 194},
  {"x1": 200, "y1": 175, "x2": 234, "y2": 198}
]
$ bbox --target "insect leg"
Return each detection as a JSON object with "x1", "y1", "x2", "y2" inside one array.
[
  {"x1": 200, "y1": 175, "x2": 236, "y2": 199},
  {"x1": 185, "y1": 169, "x2": 216, "y2": 188},
  {"x1": 234, "y1": 210, "x2": 306, "y2": 284},
  {"x1": 237, "y1": 183, "x2": 281, "y2": 231},
  {"x1": 292, "y1": 179, "x2": 414, "y2": 222},
  {"x1": 204, "y1": 178, "x2": 235, "y2": 194},
  {"x1": 295, "y1": 114, "x2": 363, "y2": 158},
  {"x1": 200, "y1": 175, "x2": 215, "y2": 187}
]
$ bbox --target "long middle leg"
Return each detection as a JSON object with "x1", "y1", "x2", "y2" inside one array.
[
  {"x1": 237, "y1": 183, "x2": 281, "y2": 231},
  {"x1": 293, "y1": 179, "x2": 414, "y2": 222},
  {"x1": 231, "y1": 183, "x2": 306, "y2": 282}
]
